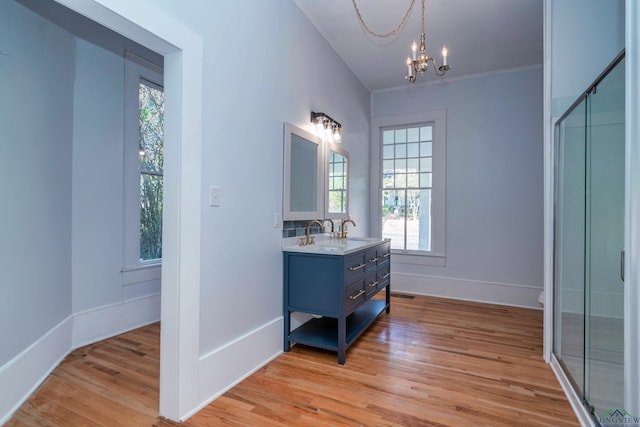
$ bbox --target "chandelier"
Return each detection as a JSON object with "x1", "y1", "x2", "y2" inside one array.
[
  {"x1": 405, "y1": 0, "x2": 450, "y2": 83},
  {"x1": 352, "y1": 0, "x2": 450, "y2": 84}
]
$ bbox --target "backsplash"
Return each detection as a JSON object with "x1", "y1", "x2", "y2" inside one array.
[{"x1": 282, "y1": 220, "x2": 329, "y2": 238}]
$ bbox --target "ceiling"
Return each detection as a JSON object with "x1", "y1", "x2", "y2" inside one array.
[{"x1": 294, "y1": 0, "x2": 543, "y2": 92}]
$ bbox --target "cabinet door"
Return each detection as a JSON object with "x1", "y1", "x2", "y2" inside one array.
[{"x1": 288, "y1": 255, "x2": 338, "y2": 315}]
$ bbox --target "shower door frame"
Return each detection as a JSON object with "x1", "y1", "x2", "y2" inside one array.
[{"x1": 552, "y1": 50, "x2": 630, "y2": 424}]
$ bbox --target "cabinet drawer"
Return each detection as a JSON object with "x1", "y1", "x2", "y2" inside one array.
[
  {"x1": 365, "y1": 248, "x2": 379, "y2": 271},
  {"x1": 344, "y1": 252, "x2": 367, "y2": 283},
  {"x1": 378, "y1": 244, "x2": 391, "y2": 266},
  {"x1": 344, "y1": 279, "x2": 366, "y2": 313},
  {"x1": 377, "y1": 264, "x2": 391, "y2": 291},
  {"x1": 365, "y1": 271, "x2": 379, "y2": 298}
]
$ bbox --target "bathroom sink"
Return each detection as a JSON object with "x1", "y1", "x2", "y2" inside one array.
[
  {"x1": 283, "y1": 236, "x2": 390, "y2": 255},
  {"x1": 321, "y1": 245, "x2": 343, "y2": 252}
]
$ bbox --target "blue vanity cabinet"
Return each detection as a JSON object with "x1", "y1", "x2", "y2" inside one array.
[{"x1": 283, "y1": 241, "x2": 391, "y2": 364}]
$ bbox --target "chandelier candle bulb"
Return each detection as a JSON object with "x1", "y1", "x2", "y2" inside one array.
[
  {"x1": 407, "y1": 57, "x2": 413, "y2": 76},
  {"x1": 412, "y1": 40, "x2": 417, "y2": 60},
  {"x1": 442, "y1": 46, "x2": 447, "y2": 66}
]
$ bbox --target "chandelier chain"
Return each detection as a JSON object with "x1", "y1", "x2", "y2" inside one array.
[
  {"x1": 351, "y1": 0, "x2": 416, "y2": 39},
  {"x1": 420, "y1": 0, "x2": 425, "y2": 34}
]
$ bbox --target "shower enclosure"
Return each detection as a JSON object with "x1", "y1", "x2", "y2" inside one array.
[{"x1": 554, "y1": 52, "x2": 626, "y2": 422}]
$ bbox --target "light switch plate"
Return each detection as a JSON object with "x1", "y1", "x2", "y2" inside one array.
[{"x1": 209, "y1": 186, "x2": 220, "y2": 207}]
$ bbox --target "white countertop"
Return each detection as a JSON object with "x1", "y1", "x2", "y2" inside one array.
[{"x1": 282, "y1": 235, "x2": 389, "y2": 255}]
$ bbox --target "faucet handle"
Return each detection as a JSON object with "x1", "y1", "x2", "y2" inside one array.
[{"x1": 298, "y1": 237, "x2": 306, "y2": 246}]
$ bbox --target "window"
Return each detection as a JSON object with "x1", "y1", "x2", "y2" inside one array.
[
  {"x1": 382, "y1": 125, "x2": 432, "y2": 251},
  {"x1": 123, "y1": 52, "x2": 164, "y2": 278},
  {"x1": 327, "y1": 149, "x2": 347, "y2": 214},
  {"x1": 371, "y1": 110, "x2": 446, "y2": 261},
  {"x1": 138, "y1": 81, "x2": 164, "y2": 261}
]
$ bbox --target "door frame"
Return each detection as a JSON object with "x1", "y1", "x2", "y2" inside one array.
[{"x1": 53, "y1": 0, "x2": 204, "y2": 421}]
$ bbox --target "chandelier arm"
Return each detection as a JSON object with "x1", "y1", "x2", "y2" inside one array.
[
  {"x1": 428, "y1": 57, "x2": 450, "y2": 76},
  {"x1": 432, "y1": 62, "x2": 446, "y2": 76},
  {"x1": 352, "y1": 0, "x2": 416, "y2": 39}
]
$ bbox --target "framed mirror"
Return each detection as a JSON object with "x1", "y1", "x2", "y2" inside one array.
[{"x1": 283, "y1": 123, "x2": 324, "y2": 220}]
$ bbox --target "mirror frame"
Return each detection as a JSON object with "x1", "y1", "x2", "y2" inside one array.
[
  {"x1": 324, "y1": 142, "x2": 349, "y2": 220},
  {"x1": 283, "y1": 123, "x2": 324, "y2": 220}
]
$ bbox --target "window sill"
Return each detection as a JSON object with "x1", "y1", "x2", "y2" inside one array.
[
  {"x1": 121, "y1": 263, "x2": 161, "y2": 286},
  {"x1": 391, "y1": 250, "x2": 446, "y2": 267}
]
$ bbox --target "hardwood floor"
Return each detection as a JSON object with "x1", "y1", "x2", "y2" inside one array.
[{"x1": 7, "y1": 295, "x2": 579, "y2": 426}]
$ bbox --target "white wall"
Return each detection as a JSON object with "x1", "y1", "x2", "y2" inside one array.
[
  {"x1": 0, "y1": 0, "x2": 76, "y2": 369},
  {"x1": 0, "y1": 3, "x2": 162, "y2": 422},
  {"x1": 543, "y1": 0, "x2": 627, "y2": 420},
  {"x1": 550, "y1": 0, "x2": 625, "y2": 118},
  {"x1": 146, "y1": 1, "x2": 371, "y2": 415},
  {"x1": 372, "y1": 67, "x2": 544, "y2": 308},
  {"x1": 71, "y1": 38, "x2": 126, "y2": 313},
  {"x1": 545, "y1": 0, "x2": 625, "y2": 339},
  {"x1": 1, "y1": 0, "x2": 371, "y2": 421},
  {"x1": 0, "y1": 0, "x2": 75, "y2": 419},
  {"x1": 71, "y1": 38, "x2": 161, "y2": 347}
]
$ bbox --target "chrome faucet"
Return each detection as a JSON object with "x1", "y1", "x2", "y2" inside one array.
[
  {"x1": 302, "y1": 220, "x2": 324, "y2": 246},
  {"x1": 339, "y1": 219, "x2": 356, "y2": 240}
]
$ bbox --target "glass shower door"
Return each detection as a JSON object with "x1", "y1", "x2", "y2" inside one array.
[
  {"x1": 554, "y1": 97, "x2": 587, "y2": 395},
  {"x1": 585, "y1": 56, "x2": 625, "y2": 418},
  {"x1": 554, "y1": 53, "x2": 626, "y2": 424}
]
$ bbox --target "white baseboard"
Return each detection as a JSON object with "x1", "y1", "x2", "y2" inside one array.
[
  {"x1": 0, "y1": 315, "x2": 73, "y2": 426},
  {"x1": 550, "y1": 354, "x2": 596, "y2": 426},
  {"x1": 72, "y1": 293, "x2": 161, "y2": 348},
  {"x1": 391, "y1": 273, "x2": 544, "y2": 309},
  {"x1": 0, "y1": 294, "x2": 161, "y2": 424},
  {"x1": 188, "y1": 316, "x2": 283, "y2": 421}
]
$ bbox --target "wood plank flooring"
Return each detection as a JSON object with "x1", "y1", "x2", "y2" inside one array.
[{"x1": 7, "y1": 295, "x2": 579, "y2": 426}]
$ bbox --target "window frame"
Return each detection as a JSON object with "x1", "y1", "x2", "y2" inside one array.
[
  {"x1": 122, "y1": 52, "x2": 164, "y2": 282},
  {"x1": 370, "y1": 110, "x2": 446, "y2": 266}
]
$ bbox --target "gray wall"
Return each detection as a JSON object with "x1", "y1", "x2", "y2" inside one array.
[
  {"x1": 0, "y1": 0, "x2": 75, "y2": 366},
  {"x1": 372, "y1": 67, "x2": 544, "y2": 307}
]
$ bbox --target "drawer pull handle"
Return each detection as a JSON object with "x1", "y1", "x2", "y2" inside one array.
[
  {"x1": 383, "y1": 253, "x2": 390, "y2": 258},
  {"x1": 368, "y1": 257, "x2": 379, "y2": 263},
  {"x1": 349, "y1": 263, "x2": 366, "y2": 271},
  {"x1": 380, "y1": 273, "x2": 391, "y2": 280},
  {"x1": 368, "y1": 280, "x2": 378, "y2": 288},
  {"x1": 349, "y1": 289, "x2": 366, "y2": 300}
]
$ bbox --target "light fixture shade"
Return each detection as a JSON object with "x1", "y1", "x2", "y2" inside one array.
[
  {"x1": 333, "y1": 125, "x2": 341, "y2": 142},
  {"x1": 311, "y1": 111, "x2": 342, "y2": 142}
]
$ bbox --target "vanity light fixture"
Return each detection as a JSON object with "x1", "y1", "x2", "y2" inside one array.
[{"x1": 311, "y1": 111, "x2": 342, "y2": 143}]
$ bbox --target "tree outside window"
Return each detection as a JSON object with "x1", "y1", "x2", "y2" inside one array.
[{"x1": 138, "y1": 82, "x2": 164, "y2": 261}]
